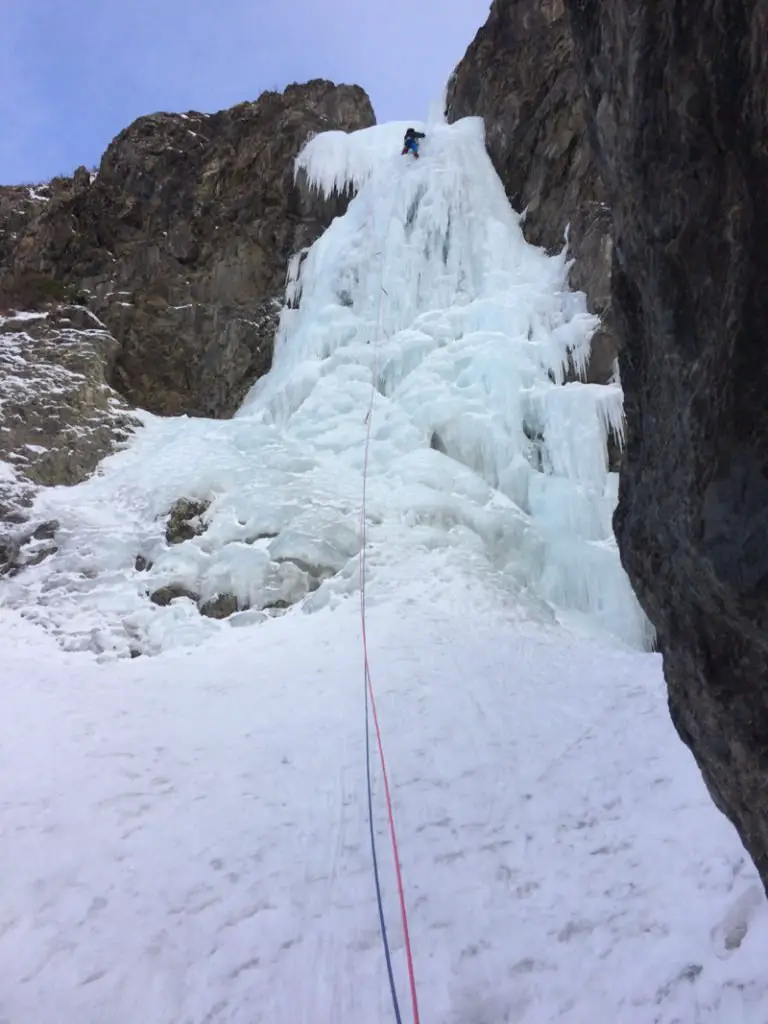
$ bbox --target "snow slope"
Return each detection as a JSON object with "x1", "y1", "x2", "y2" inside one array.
[
  {"x1": 1, "y1": 576, "x2": 766, "y2": 1024},
  {"x1": 1, "y1": 117, "x2": 648, "y2": 657}
]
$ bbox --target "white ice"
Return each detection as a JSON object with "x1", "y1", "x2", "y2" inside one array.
[{"x1": 1, "y1": 117, "x2": 648, "y2": 657}]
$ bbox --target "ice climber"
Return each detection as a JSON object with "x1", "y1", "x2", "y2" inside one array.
[{"x1": 402, "y1": 127, "x2": 425, "y2": 159}]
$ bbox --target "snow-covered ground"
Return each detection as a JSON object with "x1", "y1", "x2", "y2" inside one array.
[
  {"x1": 2, "y1": 575, "x2": 766, "y2": 1024},
  {"x1": 1, "y1": 115, "x2": 765, "y2": 1021}
]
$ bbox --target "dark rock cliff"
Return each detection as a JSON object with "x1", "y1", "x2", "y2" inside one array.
[
  {"x1": 5, "y1": 80, "x2": 375, "y2": 418},
  {"x1": 565, "y1": 0, "x2": 768, "y2": 889},
  {"x1": 447, "y1": 0, "x2": 615, "y2": 384}
]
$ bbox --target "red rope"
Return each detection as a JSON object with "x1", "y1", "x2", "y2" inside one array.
[{"x1": 358, "y1": 251, "x2": 420, "y2": 1024}]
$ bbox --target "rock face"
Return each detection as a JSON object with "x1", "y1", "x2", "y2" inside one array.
[
  {"x1": 564, "y1": 0, "x2": 768, "y2": 888},
  {"x1": 0, "y1": 186, "x2": 47, "y2": 267},
  {"x1": 6, "y1": 80, "x2": 375, "y2": 417},
  {"x1": 447, "y1": 0, "x2": 616, "y2": 383},
  {"x1": 165, "y1": 498, "x2": 210, "y2": 545},
  {"x1": 0, "y1": 306, "x2": 135, "y2": 486},
  {"x1": 0, "y1": 305, "x2": 138, "y2": 574}
]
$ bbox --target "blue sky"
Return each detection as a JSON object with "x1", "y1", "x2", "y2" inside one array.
[{"x1": 2, "y1": 0, "x2": 490, "y2": 184}]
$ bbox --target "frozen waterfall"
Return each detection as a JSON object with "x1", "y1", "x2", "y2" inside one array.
[{"x1": 0, "y1": 116, "x2": 650, "y2": 656}]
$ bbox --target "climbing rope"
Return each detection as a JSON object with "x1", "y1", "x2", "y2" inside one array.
[{"x1": 358, "y1": 189, "x2": 421, "y2": 1024}]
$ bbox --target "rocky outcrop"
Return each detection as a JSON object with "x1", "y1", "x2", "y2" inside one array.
[
  {"x1": 0, "y1": 305, "x2": 138, "y2": 574},
  {"x1": 0, "y1": 186, "x2": 48, "y2": 268},
  {"x1": 0, "y1": 180, "x2": 78, "y2": 269},
  {"x1": 564, "y1": 0, "x2": 768, "y2": 889},
  {"x1": 143, "y1": 495, "x2": 317, "y2": 628},
  {"x1": 447, "y1": 0, "x2": 616, "y2": 384},
  {"x1": 7, "y1": 80, "x2": 375, "y2": 418},
  {"x1": 165, "y1": 498, "x2": 210, "y2": 544},
  {"x1": 0, "y1": 306, "x2": 136, "y2": 485}
]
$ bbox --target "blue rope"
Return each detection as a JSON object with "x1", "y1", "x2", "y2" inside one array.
[{"x1": 365, "y1": 658, "x2": 403, "y2": 1024}]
